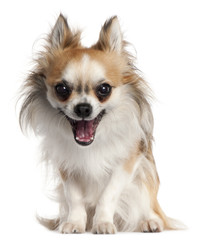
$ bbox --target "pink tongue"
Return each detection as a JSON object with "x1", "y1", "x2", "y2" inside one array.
[{"x1": 76, "y1": 120, "x2": 95, "y2": 142}]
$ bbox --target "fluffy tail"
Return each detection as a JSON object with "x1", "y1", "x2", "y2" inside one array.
[
  {"x1": 154, "y1": 200, "x2": 186, "y2": 230},
  {"x1": 36, "y1": 215, "x2": 60, "y2": 230},
  {"x1": 165, "y1": 217, "x2": 187, "y2": 230}
]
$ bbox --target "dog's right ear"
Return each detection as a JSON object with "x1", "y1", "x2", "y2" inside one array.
[{"x1": 49, "y1": 14, "x2": 81, "y2": 49}]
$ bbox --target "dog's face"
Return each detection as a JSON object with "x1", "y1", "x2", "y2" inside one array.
[
  {"x1": 44, "y1": 16, "x2": 129, "y2": 146},
  {"x1": 46, "y1": 49, "x2": 126, "y2": 146}
]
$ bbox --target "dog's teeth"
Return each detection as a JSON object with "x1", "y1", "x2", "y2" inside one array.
[
  {"x1": 91, "y1": 136, "x2": 94, "y2": 140},
  {"x1": 76, "y1": 136, "x2": 79, "y2": 140}
]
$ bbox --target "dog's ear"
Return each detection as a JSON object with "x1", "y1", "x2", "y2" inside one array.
[
  {"x1": 49, "y1": 14, "x2": 81, "y2": 49},
  {"x1": 93, "y1": 16, "x2": 123, "y2": 53}
]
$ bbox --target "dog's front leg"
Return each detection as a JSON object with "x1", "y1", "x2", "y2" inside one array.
[
  {"x1": 59, "y1": 173, "x2": 87, "y2": 234},
  {"x1": 92, "y1": 158, "x2": 136, "y2": 234}
]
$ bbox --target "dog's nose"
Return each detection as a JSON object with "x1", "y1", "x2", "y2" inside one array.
[{"x1": 74, "y1": 103, "x2": 92, "y2": 118}]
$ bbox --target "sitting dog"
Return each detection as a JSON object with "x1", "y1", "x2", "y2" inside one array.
[{"x1": 19, "y1": 14, "x2": 178, "y2": 234}]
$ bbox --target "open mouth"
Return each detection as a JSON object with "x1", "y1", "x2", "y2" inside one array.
[{"x1": 65, "y1": 110, "x2": 105, "y2": 146}]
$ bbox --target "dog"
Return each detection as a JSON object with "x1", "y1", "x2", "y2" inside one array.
[{"x1": 19, "y1": 14, "x2": 179, "y2": 234}]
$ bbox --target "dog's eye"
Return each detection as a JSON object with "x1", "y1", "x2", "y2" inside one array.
[
  {"x1": 55, "y1": 83, "x2": 71, "y2": 101},
  {"x1": 96, "y1": 83, "x2": 112, "y2": 98}
]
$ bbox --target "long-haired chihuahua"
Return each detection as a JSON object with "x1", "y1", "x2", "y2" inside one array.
[{"x1": 19, "y1": 14, "x2": 181, "y2": 234}]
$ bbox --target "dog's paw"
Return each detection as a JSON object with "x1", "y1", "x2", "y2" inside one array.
[
  {"x1": 59, "y1": 222, "x2": 85, "y2": 234},
  {"x1": 140, "y1": 219, "x2": 164, "y2": 233},
  {"x1": 92, "y1": 222, "x2": 117, "y2": 234}
]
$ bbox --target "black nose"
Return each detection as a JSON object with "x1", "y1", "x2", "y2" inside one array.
[{"x1": 74, "y1": 103, "x2": 92, "y2": 118}]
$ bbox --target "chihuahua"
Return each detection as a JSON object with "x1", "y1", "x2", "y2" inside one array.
[{"x1": 19, "y1": 14, "x2": 179, "y2": 234}]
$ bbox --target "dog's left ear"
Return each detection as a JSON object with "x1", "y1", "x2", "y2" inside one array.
[{"x1": 93, "y1": 16, "x2": 123, "y2": 53}]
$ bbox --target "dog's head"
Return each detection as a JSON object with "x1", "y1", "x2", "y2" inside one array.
[
  {"x1": 20, "y1": 15, "x2": 153, "y2": 147},
  {"x1": 44, "y1": 15, "x2": 132, "y2": 146}
]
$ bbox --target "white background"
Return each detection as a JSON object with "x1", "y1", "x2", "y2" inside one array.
[{"x1": 0, "y1": 0, "x2": 198, "y2": 239}]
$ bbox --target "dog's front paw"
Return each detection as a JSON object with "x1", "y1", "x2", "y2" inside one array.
[
  {"x1": 92, "y1": 222, "x2": 117, "y2": 234},
  {"x1": 59, "y1": 222, "x2": 85, "y2": 234},
  {"x1": 140, "y1": 219, "x2": 164, "y2": 233}
]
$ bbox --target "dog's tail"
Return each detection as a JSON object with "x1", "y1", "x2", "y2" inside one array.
[
  {"x1": 154, "y1": 200, "x2": 187, "y2": 230},
  {"x1": 36, "y1": 215, "x2": 60, "y2": 230},
  {"x1": 165, "y1": 217, "x2": 187, "y2": 230}
]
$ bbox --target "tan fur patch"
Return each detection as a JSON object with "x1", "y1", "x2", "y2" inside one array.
[
  {"x1": 123, "y1": 155, "x2": 137, "y2": 174},
  {"x1": 123, "y1": 143, "x2": 139, "y2": 174},
  {"x1": 46, "y1": 48, "x2": 125, "y2": 87},
  {"x1": 59, "y1": 170, "x2": 67, "y2": 182},
  {"x1": 142, "y1": 161, "x2": 171, "y2": 229}
]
